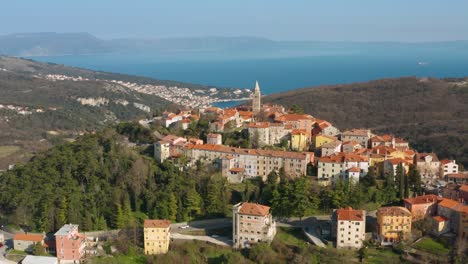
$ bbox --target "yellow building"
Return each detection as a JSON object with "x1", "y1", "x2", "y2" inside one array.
[
  {"x1": 291, "y1": 129, "x2": 308, "y2": 151},
  {"x1": 144, "y1": 219, "x2": 171, "y2": 255},
  {"x1": 377, "y1": 207, "x2": 412, "y2": 244},
  {"x1": 313, "y1": 134, "x2": 337, "y2": 149}
]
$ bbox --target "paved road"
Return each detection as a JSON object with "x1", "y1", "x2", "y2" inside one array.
[
  {"x1": 170, "y1": 233, "x2": 231, "y2": 247},
  {"x1": 172, "y1": 218, "x2": 232, "y2": 233}
]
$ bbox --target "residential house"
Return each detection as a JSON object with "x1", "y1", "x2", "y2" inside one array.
[
  {"x1": 403, "y1": 194, "x2": 441, "y2": 221},
  {"x1": 415, "y1": 153, "x2": 441, "y2": 183},
  {"x1": 291, "y1": 129, "x2": 308, "y2": 151},
  {"x1": 440, "y1": 160, "x2": 459, "y2": 178},
  {"x1": 185, "y1": 144, "x2": 314, "y2": 181},
  {"x1": 13, "y1": 233, "x2": 44, "y2": 252},
  {"x1": 317, "y1": 152, "x2": 369, "y2": 185},
  {"x1": 320, "y1": 140, "x2": 342, "y2": 157},
  {"x1": 313, "y1": 134, "x2": 338, "y2": 149},
  {"x1": 342, "y1": 141, "x2": 362, "y2": 153},
  {"x1": 340, "y1": 129, "x2": 372, "y2": 148},
  {"x1": 247, "y1": 122, "x2": 290, "y2": 147},
  {"x1": 274, "y1": 113, "x2": 315, "y2": 138},
  {"x1": 383, "y1": 158, "x2": 409, "y2": 177},
  {"x1": 55, "y1": 224, "x2": 86, "y2": 263},
  {"x1": 207, "y1": 133, "x2": 222, "y2": 145},
  {"x1": 377, "y1": 207, "x2": 412, "y2": 244},
  {"x1": 437, "y1": 198, "x2": 468, "y2": 238},
  {"x1": 446, "y1": 173, "x2": 468, "y2": 184},
  {"x1": 369, "y1": 135, "x2": 394, "y2": 148},
  {"x1": 233, "y1": 202, "x2": 276, "y2": 249},
  {"x1": 312, "y1": 120, "x2": 340, "y2": 137},
  {"x1": 332, "y1": 207, "x2": 366, "y2": 249},
  {"x1": 441, "y1": 183, "x2": 463, "y2": 202},
  {"x1": 143, "y1": 219, "x2": 171, "y2": 255},
  {"x1": 432, "y1": 216, "x2": 450, "y2": 236}
]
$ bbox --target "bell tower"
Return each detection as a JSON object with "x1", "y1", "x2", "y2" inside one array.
[{"x1": 252, "y1": 81, "x2": 261, "y2": 115}]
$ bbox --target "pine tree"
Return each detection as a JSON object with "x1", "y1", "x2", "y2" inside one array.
[
  {"x1": 185, "y1": 187, "x2": 202, "y2": 219},
  {"x1": 168, "y1": 192, "x2": 178, "y2": 221},
  {"x1": 404, "y1": 172, "x2": 410, "y2": 198},
  {"x1": 56, "y1": 196, "x2": 68, "y2": 228}
]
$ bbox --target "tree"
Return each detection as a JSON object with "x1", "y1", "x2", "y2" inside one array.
[
  {"x1": 408, "y1": 164, "x2": 422, "y2": 196},
  {"x1": 33, "y1": 242, "x2": 46, "y2": 256},
  {"x1": 56, "y1": 196, "x2": 68, "y2": 228},
  {"x1": 290, "y1": 104, "x2": 304, "y2": 114},
  {"x1": 396, "y1": 163, "x2": 405, "y2": 200},
  {"x1": 358, "y1": 245, "x2": 368, "y2": 263},
  {"x1": 184, "y1": 187, "x2": 202, "y2": 220}
]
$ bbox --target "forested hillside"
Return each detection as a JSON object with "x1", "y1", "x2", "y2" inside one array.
[{"x1": 264, "y1": 77, "x2": 468, "y2": 167}]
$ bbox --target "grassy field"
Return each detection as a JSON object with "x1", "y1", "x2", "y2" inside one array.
[
  {"x1": 366, "y1": 248, "x2": 405, "y2": 264},
  {"x1": 0, "y1": 145, "x2": 20, "y2": 158},
  {"x1": 413, "y1": 237, "x2": 450, "y2": 255},
  {"x1": 275, "y1": 227, "x2": 309, "y2": 248}
]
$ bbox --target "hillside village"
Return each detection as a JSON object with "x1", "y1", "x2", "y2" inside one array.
[{"x1": 1, "y1": 81, "x2": 467, "y2": 263}]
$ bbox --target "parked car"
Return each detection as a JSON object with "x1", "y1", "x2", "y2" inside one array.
[{"x1": 179, "y1": 225, "x2": 190, "y2": 229}]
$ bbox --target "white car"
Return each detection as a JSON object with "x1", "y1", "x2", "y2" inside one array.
[{"x1": 179, "y1": 225, "x2": 190, "y2": 229}]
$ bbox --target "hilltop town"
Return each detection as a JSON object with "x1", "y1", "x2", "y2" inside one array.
[{"x1": 0, "y1": 81, "x2": 467, "y2": 263}]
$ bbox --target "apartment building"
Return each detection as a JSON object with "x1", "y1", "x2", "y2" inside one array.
[
  {"x1": 403, "y1": 194, "x2": 441, "y2": 221},
  {"x1": 440, "y1": 159, "x2": 459, "y2": 178},
  {"x1": 317, "y1": 152, "x2": 369, "y2": 185},
  {"x1": 340, "y1": 129, "x2": 373, "y2": 148},
  {"x1": 332, "y1": 207, "x2": 366, "y2": 249},
  {"x1": 185, "y1": 144, "x2": 313, "y2": 181},
  {"x1": 233, "y1": 202, "x2": 276, "y2": 249},
  {"x1": 143, "y1": 219, "x2": 171, "y2": 255},
  {"x1": 415, "y1": 153, "x2": 441, "y2": 183},
  {"x1": 377, "y1": 207, "x2": 412, "y2": 244},
  {"x1": 55, "y1": 224, "x2": 86, "y2": 263}
]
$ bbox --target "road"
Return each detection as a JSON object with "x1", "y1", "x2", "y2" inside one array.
[{"x1": 170, "y1": 233, "x2": 231, "y2": 247}]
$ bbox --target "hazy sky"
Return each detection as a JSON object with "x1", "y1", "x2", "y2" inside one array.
[{"x1": 2, "y1": 0, "x2": 467, "y2": 41}]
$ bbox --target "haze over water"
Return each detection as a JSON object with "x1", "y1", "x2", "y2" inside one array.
[{"x1": 32, "y1": 49, "x2": 468, "y2": 96}]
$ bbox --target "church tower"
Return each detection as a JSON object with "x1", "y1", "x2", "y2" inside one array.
[{"x1": 252, "y1": 81, "x2": 261, "y2": 115}]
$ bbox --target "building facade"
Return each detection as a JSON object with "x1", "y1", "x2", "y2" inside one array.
[
  {"x1": 403, "y1": 194, "x2": 440, "y2": 221},
  {"x1": 233, "y1": 202, "x2": 276, "y2": 249},
  {"x1": 415, "y1": 153, "x2": 441, "y2": 183},
  {"x1": 143, "y1": 219, "x2": 171, "y2": 255},
  {"x1": 340, "y1": 129, "x2": 373, "y2": 148},
  {"x1": 377, "y1": 207, "x2": 412, "y2": 244},
  {"x1": 13, "y1": 233, "x2": 44, "y2": 252},
  {"x1": 317, "y1": 152, "x2": 369, "y2": 185},
  {"x1": 332, "y1": 207, "x2": 366, "y2": 249},
  {"x1": 55, "y1": 224, "x2": 86, "y2": 263},
  {"x1": 207, "y1": 133, "x2": 222, "y2": 145}
]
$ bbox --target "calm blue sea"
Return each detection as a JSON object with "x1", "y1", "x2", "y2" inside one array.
[{"x1": 31, "y1": 51, "x2": 468, "y2": 99}]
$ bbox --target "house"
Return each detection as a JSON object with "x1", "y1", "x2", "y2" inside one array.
[
  {"x1": 274, "y1": 113, "x2": 315, "y2": 138},
  {"x1": 369, "y1": 135, "x2": 394, "y2": 148},
  {"x1": 22, "y1": 255, "x2": 58, "y2": 264},
  {"x1": 143, "y1": 219, "x2": 171, "y2": 255},
  {"x1": 440, "y1": 160, "x2": 459, "y2": 178},
  {"x1": 313, "y1": 134, "x2": 338, "y2": 149},
  {"x1": 207, "y1": 133, "x2": 222, "y2": 145},
  {"x1": 317, "y1": 152, "x2": 369, "y2": 185},
  {"x1": 320, "y1": 140, "x2": 342, "y2": 157},
  {"x1": 437, "y1": 198, "x2": 468, "y2": 237},
  {"x1": 403, "y1": 194, "x2": 441, "y2": 221},
  {"x1": 440, "y1": 183, "x2": 463, "y2": 201},
  {"x1": 340, "y1": 129, "x2": 372, "y2": 148},
  {"x1": 55, "y1": 224, "x2": 85, "y2": 263},
  {"x1": 290, "y1": 129, "x2": 308, "y2": 151},
  {"x1": 13, "y1": 233, "x2": 44, "y2": 252},
  {"x1": 232, "y1": 202, "x2": 276, "y2": 249},
  {"x1": 415, "y1": 153, "x2": 441, "y2": 183},
  {"x1": 432, "y1": 215, "x2": 450, "y2": 236},
  {"x1": 376, "y1": 207, "x2": 412, "y2": 244},
  {"x1": 446, "y1": 173, "x2": 468, "y2": 184},
  {"x1": 342, "y1": 141, "x2": 362, "y2": 153},
  {"x1": 383, "y1": 158, "x2": 409, "y2": 177},
  {"x1": 312, "y1": 120, "x2": 340, "y2": 137},
  {"x1": 247, "y1": 122, "x2": 290, "y2": 147},
  {"x1": 332, "y1": 207, "x2": 366, "y2": 249},
  {"x1": 393, "y1": 138, "x2": 410, "y2": 150}
]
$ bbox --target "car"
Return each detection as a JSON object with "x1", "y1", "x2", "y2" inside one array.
[
  {"x1": 179, "y1": 225, "x2": 190, "y2": 229},
  {"x1": 211, "y1": 234, "x2": 219, "y2": 238}
]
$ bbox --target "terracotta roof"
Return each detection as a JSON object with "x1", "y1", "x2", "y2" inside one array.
[
  {"x1": 276, "y1": 114, "x2": 314, "y2": 122},
  {"x1": 291, "y1": 129, "x2": 307, "y2": 135},
  {"x1": 207, "y1": 133, "x2": 221, "y2": 138},
  {"x1": 404, "y1": 194, "x2": 441, "y2": 205},
  {"x1": 433, "y1": 215, "x2": 449, "y2": 223},
  {"x1": 186, "y1": 144, "x2": 312, "y2": 160},
  {"x1": 371, "y1": 134, "x2": 393, "y2": 142},
  {"x1": 460, "y1": 184, "x2": 468, "y2": 192},
  {"x1": 248, "y1": 122, "x2": 269, "y2": 128},
  {"x1": 239, "y1": 202, "x2": 271, "y2": 216},
  {"x1": 387, "y1": 158, "x2": 407, "y2": 165},
  {"x1": 394, "y1": 138, "x2": 408, "y2": 144},
  {"x1": 447, "y1": 173, "x2": 468, "y2": 179},
  {"x1": 315, "y1": 134, "x2": 337, "y2": 141},
  {"x1": 181, "y1": 119, "x2": 191, "y2": 123},
  {"x1": 336, "y1": 207, "x2": 364, "y2": 221},
  {"x1": 321, "y1": 140, "x2": 342, "y2": 149},
  {"x1": 230, "y1": 168, "x2": 245, "y2": 173},
  {"x1": 342, "y1": 129, "x2": 370, "y2": 137},
  {"x1": 13, "y1": 233, "x2": 44, "y2": 242},
  {"x1": 438, "y1": 198, "x2": 468, "y2": 213},
  {"x1": 416, "y1": 152, "x2": 439, "y2": 162},
  {"x1": 144, "y1": 219, "x2": 171, "y2": 228},
  {"x1": 440, "y1": 159, "x2": 454, "y2": 165},
  {"x1": 348, "y1": 167, "x2": 361, "y2": 173},
  {"x1": 377, "y1": 206, "x2": 412, "y2": 217},
  {"x1": 342, "y1": 140, "x2": 360, "y2": 146}
]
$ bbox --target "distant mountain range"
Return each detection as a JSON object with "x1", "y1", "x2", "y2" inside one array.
[{"x1": 1, "y1": 32, "x2": 468, "y2": 57}]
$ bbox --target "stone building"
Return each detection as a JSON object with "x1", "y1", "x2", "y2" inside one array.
[
  {"x1": 207, "y1": 133, "x2": 222, "y2": 145},
  {"x1": 252, "y1": 81, "x2": 261, "y2": 115},
  {"x1": 233, "y1": 202, "x2": 276, "y2": 249},
  {"x1": 13, "y1": 233, "x2": 44, "y2": 252}
]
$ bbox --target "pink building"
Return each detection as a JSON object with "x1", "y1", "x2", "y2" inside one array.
[
  {"x1": 403, "y1": 194, "x2": 441, "y2": 221},
  {"x1": 55, "y1": 224, "x2": 85, "y2": 263}
]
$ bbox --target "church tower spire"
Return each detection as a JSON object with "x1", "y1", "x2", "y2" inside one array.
[{"x1": 252, "y1": 81, "x2": 261, "y2": 115}]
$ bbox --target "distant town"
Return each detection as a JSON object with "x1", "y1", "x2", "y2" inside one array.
[{"x1": 1, "y1": 81, "x2": 466, "y2": 263}]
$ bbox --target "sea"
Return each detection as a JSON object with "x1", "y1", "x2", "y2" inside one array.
[{"x1": 31, "y1": 50, "x2": 468, "y2": 108}]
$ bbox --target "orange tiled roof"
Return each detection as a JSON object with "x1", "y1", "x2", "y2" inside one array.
[
  {"x1": 230, "y1": 168, "x2": 245, "y2": 173},
  {"x1": 378, "y1": 206, "x2": 411, "y2": 217},
  {"x1": 416, "y1": 152, "x2": 439, "y2": 162},
  {"x1": 144, "y1": 219, "x2": 171, "y2": 228},
  {"x1": 387, "y1": 158, "x2": 407, "y2": 165},
  {"x1": 239, "y1": 202, "x2": 270, "y2": 216},
  {"x1": 276, "y1": 114, "x2": 314, "y2": 122},
  {"x1": 291, "y1": 129, "x2": 307, "y2": 135},
  {"x1": 248, "y1": 122, "x2": 269, "y2": 128},
  {"x1": 318, "y1": 152, "x2": 368, "y2": 163},
  {"x1": 433, "y1": 215, "x2": 449, "y2": 223},
  {"x1": 336, "y1": 207, "x2": 364, "y2": 221},
  {"x1": 13, "y1": 233, "x2": 44, "y2": 242},
  {"x1": 371, "y1": 134, "x2": 393, "y2": 142},
  {"x1": 438, "y1": 198, "x2": 468, "y2": 213},
  {"x1": 342, "y1": 140, "x2": 360, "y2": 146},
  {"x1": 404, "y1": 194, "x2": 441, "y2": 205},
  {"x1": 348, "y1": 167, "x2": 361, "y2": 173},
  {"x1": 460, "y1": 184, "x2": 468, "y2": 192},
  {"x1": 394, "y1": 137, "x2": 408, "y2": 144}
]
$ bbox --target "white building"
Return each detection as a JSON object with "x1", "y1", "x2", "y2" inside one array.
[
  {"x1": 233, "y1": 202, "x2": 276, "y2": 249},
  {"x1": 440, "y1": 159, "x2": 459, "y2": 178},
  {"x1": 415, "y1": 153, "x2": 441, "y2": 183},
  {"x1": 320, "y1": 140, "x2": 342, "y2": 157},
  {"x1": 317, "y1": 152, "x2": 369, "y2": 185},
  {"x1": 332, "y1": 207, "x2": 366, "y2": 249},
  {"x1": 207, "y1": 133, "x2": 222, "y2": 145}
]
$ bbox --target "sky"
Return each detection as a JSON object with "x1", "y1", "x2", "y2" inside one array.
[{"x1": 2, "y1": 0, "x2": 468, "y2": 41}]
